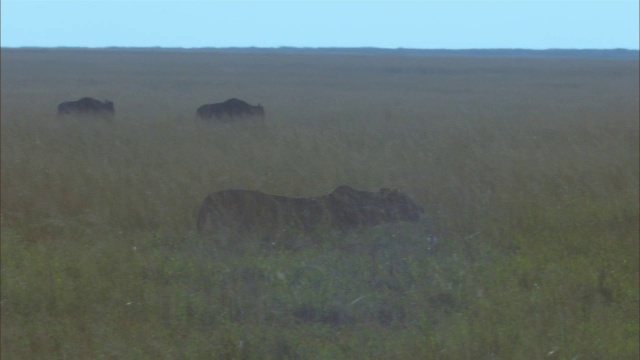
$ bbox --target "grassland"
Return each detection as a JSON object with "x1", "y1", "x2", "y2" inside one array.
[{"x1": 1, "y1": 48, "x2": 638, "y2": 359}]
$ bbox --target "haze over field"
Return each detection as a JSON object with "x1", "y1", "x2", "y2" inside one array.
[{"x1": 2, "y1": 47, "x2": 639, "y2": 359}]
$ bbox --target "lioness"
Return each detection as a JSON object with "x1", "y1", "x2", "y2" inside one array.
[{"x1": 196, "y1": 186, "x2": 424, "y2": 238}]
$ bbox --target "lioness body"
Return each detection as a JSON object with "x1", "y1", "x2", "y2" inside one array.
[{"x1": 197, "y1": 186, "x2": 423, "y2": 238}]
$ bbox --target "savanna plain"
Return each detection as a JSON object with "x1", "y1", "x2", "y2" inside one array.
[{"x1": 1, "y1": 49, "x2": 638, "y2": 359}]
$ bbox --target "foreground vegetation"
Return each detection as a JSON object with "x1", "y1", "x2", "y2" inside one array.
[{"x1": 1, "y1": 49, "x2": 638, "y2": 359}]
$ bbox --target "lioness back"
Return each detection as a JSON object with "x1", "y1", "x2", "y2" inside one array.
[{"x1": 197, "y1": 189, "x2": 330, "y2": 236}]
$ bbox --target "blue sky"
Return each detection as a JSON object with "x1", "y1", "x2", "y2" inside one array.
[{"x1": 1, "y1": 1, "x2": 638, "y2": 49}]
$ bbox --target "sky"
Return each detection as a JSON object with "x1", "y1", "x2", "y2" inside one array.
[{"x1": 1, "y1": 1, "x2": 638, "y2": 49}]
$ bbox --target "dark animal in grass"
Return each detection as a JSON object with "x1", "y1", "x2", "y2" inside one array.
[
  {"x1": 57, "y1": 97, "x2": 115, "y2": 117},
  {"x1": 196, "y1": 98, "x2": 265, "y2": 120},
  {"x1": 196, "y1": 186, "x2": 424, "y2": 239}
]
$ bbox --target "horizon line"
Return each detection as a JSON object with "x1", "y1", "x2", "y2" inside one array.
[{"x1": 2, "y1": 46, "x2": 639, "y2": 51}]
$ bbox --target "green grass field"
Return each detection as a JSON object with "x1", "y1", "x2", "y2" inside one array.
[{"x1": 1, "y1": 48, "x2": 638, "y2": 359}]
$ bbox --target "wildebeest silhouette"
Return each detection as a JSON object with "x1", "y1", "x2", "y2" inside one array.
[
  {"x1": 196, "y1": 98, "x2": 264, "y2": 120},
  {"x1": 197, "y1": 186, "x2": 424, "y2": 238},
  {"x1": 57, "y1": 97, "x2": 115, "y2": 117}
]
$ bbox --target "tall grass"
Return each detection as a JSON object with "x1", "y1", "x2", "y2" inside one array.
[{"x1": 2, "y1": 49, "x2": 638, "y2": 359}]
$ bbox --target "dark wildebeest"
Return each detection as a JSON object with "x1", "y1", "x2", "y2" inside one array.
[
  {"x1": 196, "y1": 98, "x2": 265, "y2": 120},
  {"x1": 196, "y1": 186, "x2": 424, "y2": 239},
  {"x1": 57, "y1": 97, "x2": 115, "y2": 117}
]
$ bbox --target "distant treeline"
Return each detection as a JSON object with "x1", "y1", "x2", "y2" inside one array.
[{"x1": 3, "y1": 47, "x2": 639, "y2": 60}]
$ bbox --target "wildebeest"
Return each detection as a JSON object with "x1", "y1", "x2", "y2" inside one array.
[
  {"x1": 57, "y1": 97, "x2": 115, "y2": 117},
  {"x1": 197, "y1": 186, "x2": 424, "y2": 239},
  {"x1": 196, "y1": 98, "x2": 264, "y2": 120}
]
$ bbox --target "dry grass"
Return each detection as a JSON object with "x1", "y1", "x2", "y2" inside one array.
[{"x1": 1, "y1": 48, "x2": 638, "y2": 359}]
